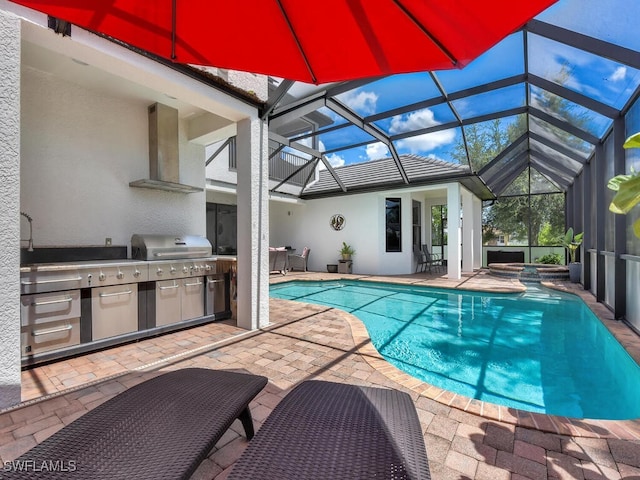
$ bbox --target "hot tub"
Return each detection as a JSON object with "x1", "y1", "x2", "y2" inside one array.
[{"x1": 488, "y1": 263, "x2": 569, "y2": 281}]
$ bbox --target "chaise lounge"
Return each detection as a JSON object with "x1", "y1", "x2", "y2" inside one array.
[
  {"x1": 3, "y1": 368, "x2": 267, "y2": 479},
  {"x1": 228, "y1": 380, "x2": 431, "y2": 479}
]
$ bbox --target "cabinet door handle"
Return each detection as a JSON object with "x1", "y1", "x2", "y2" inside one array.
[
  {"x1": 32, "y1": 324, "x2": 73, "y2": 336},
  {"x1": 99, "y1": 289, "x2": 133, "y2": 298},
  {"x1": 158, "y1": 283, "x2": 179, "y2": 290},
  {"x1": 207, "y1": 278, "x2": 224, "y2": 285},
  {"x1": 22, "y1": 276, "x2": 82, "y2": 285},
  {"x1": 184, "y1": 281, "x2": 203, "y2": 287},
  {"x1": 31, "y1": 297, "x2": 73, "y2": 307},
  {"x1": 154, "y1": 250, "x2": 210, "y2": 258}
]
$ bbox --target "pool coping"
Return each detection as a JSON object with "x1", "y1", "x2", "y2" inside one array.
[{"x1": 271, "y1": 273, "x2": 640, "y2": 440}]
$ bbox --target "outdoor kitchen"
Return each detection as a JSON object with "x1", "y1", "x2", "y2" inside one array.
[
  {"x1": 19, "y1": 235, "x2": 230, "y2": 367},
  {"x1": 12, "y1": 30, "x2": 261, "y2": 370}
]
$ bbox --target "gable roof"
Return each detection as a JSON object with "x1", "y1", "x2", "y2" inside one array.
[{"x1": 300, "y1": 154, "x2": 492, "y2": 199}]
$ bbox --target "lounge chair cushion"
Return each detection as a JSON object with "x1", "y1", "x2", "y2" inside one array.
[
  {"x1": 3, "y1": 368, "x2": 267, "y2": 480},
  {"x1": 228, "y1": 380, "x2": 431, "y2": 479}
]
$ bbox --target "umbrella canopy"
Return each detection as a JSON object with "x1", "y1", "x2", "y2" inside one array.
[{"x1": 10, "y1": 0, "x2": 557, "y2": 84}]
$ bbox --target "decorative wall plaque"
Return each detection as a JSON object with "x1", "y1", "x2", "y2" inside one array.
[{"x1": 330, "y1": 214, "x2": 345, "y2": 231}]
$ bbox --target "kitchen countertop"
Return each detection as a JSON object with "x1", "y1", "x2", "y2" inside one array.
[
  {"x1": 20, "y1": 259, "x2": 147, "y2": 273},
  {"x1": 19, "y1": 256, "x2": 231, "y2": 273}
]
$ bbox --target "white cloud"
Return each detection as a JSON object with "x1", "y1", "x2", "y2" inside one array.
[
  {"x1": 384, "y1": 108, "x2": 454, "y2": 153},
  {"x1": 610, "y1": 66, "x2": 627, "y2": 82},
  {"x1": 388, "y1": 109, "x2": 440, "y2": 135},
  {"x1": 365, "y1": 142, "x2": 389, "y2": 160},
  {"x1": 336, "y1": 89, "x2": 379, "y2": 116},
  {"x1": 396, "y1": 130, "x2": 456, "y2": 153},
  {"x1": 319, "y1": 153, "x2": 346, "y2": 170}
]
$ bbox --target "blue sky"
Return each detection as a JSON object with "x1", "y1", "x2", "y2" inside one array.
[{"x1": 292, "y1": 0, "x2": 640, "y2": 169}]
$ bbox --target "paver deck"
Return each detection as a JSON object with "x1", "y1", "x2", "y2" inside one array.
[{"x1": 2, "y1": 270, "x2": 640, "y2": 479}]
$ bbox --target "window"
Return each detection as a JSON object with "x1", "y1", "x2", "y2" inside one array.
[
  {"x1": 206, "y1": 203, "x2": 237, "y2": 255},
  {"x1": 412, "y1": 200, "x2": 421, "y2": 250},
  {"x1": 386, "y1": 198, "x2": 401, "y2": 252},
  {"x1": 431, "y1": 205, "x2": 448, "y2": 257}
]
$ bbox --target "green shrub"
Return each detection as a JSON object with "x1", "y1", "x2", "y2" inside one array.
[{"x1": 537, "y1": 253, "x2": 562, "y2": 265}]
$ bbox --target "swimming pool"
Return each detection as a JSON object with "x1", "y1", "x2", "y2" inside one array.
[{"x1": 270, "y1": 280, "x2": 640, "y2": 420}]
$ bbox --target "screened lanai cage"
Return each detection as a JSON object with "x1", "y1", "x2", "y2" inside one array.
[{"x1": 259, "y1": 0, "x2": 640, "y2": 327}]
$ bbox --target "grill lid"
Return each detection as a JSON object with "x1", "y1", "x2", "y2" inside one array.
[{"x1": 131, "y1": 234, "x2": 212, "y2": 260}]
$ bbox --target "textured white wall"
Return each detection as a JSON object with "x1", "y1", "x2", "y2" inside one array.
[
  {"x1": 20, "y1": 67, "x2": 206, "y2": 250},
  {"x1": 270, "y1": 191, "x2": 417, "y2": 275},
  {"x1": 0, "y1": 9, "x2": 22, "y2": 408}
]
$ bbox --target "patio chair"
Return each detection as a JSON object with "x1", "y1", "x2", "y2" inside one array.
[
  {"x1": 413, "y1": 244, "x2": 428, "y2": 273},
  {"x1": 228, "y1": 380, "x2": 431, "y2": 480},
  {"x1": 422, "y1": 244, "x2": 443, "y2": 273},
  {"x1": 288, "y1": 246, "x2": 310, "y2": 271},
  {"x1": 3, "y1": 368, "x2": 267, "y2": 480},
  {"x1": 269, "y1": 247, "x2": 288, "y2": 274}
]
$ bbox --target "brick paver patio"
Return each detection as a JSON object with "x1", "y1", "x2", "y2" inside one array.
[{"x1": 2, "y1": 270, "x2": 640, "y2": 479}]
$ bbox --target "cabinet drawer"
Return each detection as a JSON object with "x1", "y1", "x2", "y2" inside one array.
[
  {"x1": 22, "y1": 318, "x2": 81, "y2": 356},
  {"x1": 21, "y1": 290, "x2": 81, "y2": 326}
]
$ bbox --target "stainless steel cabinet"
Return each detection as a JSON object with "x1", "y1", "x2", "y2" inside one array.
[
  {"x1": 155, "y1": 277, "x2": 204, "y2": 327},
  {"x1": 181, "y1": 277, "x2": 205, "y2": 321},
  {"x1": 155, "y1": 279, "x2": 181, "y2": 326},
  {"x1": 206, "y1": 274, "x2": 226, "y2": 316},
  {"x1": 21, "y1": 290, "x2": 81, "y2": 356},
  {"x1": 91, "y1": 284, "x2": 138, "y2": 340}
]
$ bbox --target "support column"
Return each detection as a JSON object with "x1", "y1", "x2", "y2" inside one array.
[
  {"x1": 613, "y1": 117, "x2": 627, "y2": 319},
  {"x1": 473, "y1": 196, "x2": 483, "y2": 270},
  {"x1": 447, "y1": 183, "x2": 461, "y2": 279},
  {"x1": 0, "y1": 10, "x2": 22, "y2": 408},
  {"x1": 461, "y1": 189, "x2": 474, "y2": 273},
  {"x1": 236, "y1": 116, "x2": 269, "y2": 330}
]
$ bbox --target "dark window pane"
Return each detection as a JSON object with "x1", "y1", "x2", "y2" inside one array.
[{"x1": 386, "y1": 198, "x2": 401, "y2": 252}]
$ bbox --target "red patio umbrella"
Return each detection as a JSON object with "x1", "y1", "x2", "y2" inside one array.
[{"x1": 10, "y1": 0, "x2": 557, "y2": 84}]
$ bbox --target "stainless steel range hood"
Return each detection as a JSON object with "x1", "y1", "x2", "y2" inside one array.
[{"x1": 129, "y1": 103, "x2": 203, "y2": 194}]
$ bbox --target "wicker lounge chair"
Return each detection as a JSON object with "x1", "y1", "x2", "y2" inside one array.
[
  {"x1": 269, "y1": 247, "x2": 288, "y2": 274},
  {"x1": 288, "y1": 246, "x2": 310, "y2": 271},
  {"x1": 3, "y1": 368, "x2": 267, "y2": 480},
  {"x1": 228, "y1": 380, "x2": 431, "y2": 480}
]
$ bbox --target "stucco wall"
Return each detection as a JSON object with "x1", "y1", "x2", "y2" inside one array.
[
  {"x1": 20, "y1": 67, "x2": 206, "y2": 250},
  {"x1": 0, "y1": 9, "x2": 22, "y2": 408},
  {"x1": 270, "y1": 191, "x2": 419, "y2": 275}
]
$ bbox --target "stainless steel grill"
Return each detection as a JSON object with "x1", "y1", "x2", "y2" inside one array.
[
  {"x1": 131, "y1": 234, "x2": 212, "y2": 261},
  {"x1": 130, "y1": 234, "x2": 219, "y2": 328}
]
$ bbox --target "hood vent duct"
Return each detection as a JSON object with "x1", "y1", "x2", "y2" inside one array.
[{"x1": 129, "y1": 103, "x2": 203, "y2": 194}]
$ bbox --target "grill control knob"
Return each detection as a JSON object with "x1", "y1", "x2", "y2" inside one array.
[
  {"x1": 182, "y1": 266, "x2": 189, "y2": 274},
  {"x1": 133, "y1": 269, "x2": 141, "y2": 278},
  {"x1": 157, "y1": 268, "x2": 163, "y2": 276},
  {"x1": 170, "y1": 266, "x2": 177, "y2": 274},
  {"x1": 117, "y1": 269, "x2": 124, "y2": 280},
  {"x1": 99, "y1": 271, "x2": 106, "y2": 281},
  {"x1": 194, "y1": 265, "x2": 200, "y2": 273},
  {"x1": 205, "y1": 265, "x2": 212, "y2": 272}
]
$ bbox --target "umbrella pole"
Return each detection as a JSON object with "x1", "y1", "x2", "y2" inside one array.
[{"x1": 171, "y1": 0, "x2": 176, "y2": 59}]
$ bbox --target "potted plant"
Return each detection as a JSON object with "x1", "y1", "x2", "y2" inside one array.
[
  {"x1": 562, "y1": 227, "x2": 584, "y2": 283},
  {"x1": 339, "y1": 242, "x2": 355, "y2": 260}
]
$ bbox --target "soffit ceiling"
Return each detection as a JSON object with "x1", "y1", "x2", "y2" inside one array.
[{"x1": 265, "y1": 0, "x2": 640, "y2": 198}]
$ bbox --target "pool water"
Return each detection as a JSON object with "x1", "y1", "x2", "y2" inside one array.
[{"x1": 270, "y1": 280, "x2": 640, "y2": 420}]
